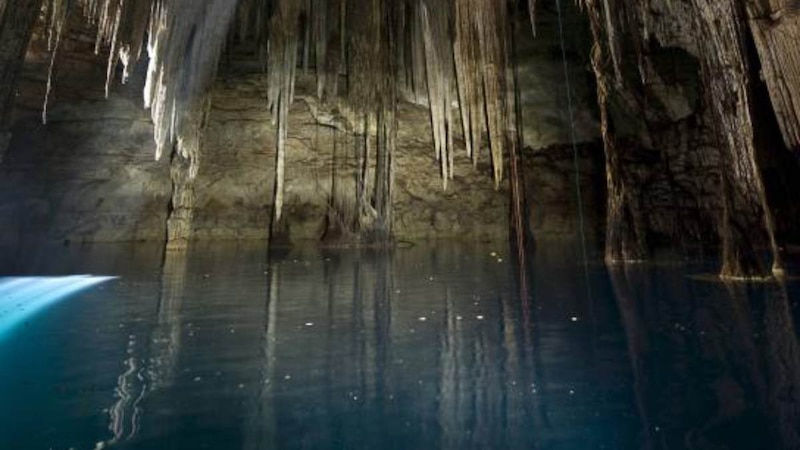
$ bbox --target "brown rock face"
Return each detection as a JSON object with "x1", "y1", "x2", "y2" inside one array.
[{"x1": 580, "y1": 0, "x2": 800, "y2": 276}]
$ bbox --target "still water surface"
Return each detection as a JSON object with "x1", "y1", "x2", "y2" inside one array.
[{"x1": 0, "y1": 242, "x2": 798, "y2": 450}]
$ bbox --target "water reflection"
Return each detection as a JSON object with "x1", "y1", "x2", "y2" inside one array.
[
  {"x1": 250, "y1": 251, "x2": 544, "y2": 448},
  {"x1": 609, "y1": 266, "x2": 800, "y2": 450},
  {"x1": 2, "y1": 243, "x2": 797, "y2": 449},
  {"x1": 96, "y1": 251, "x2": 188, "y2": 448},
  {"x1": 150, "y1": 251, "x2": 188, "y2": 391}
]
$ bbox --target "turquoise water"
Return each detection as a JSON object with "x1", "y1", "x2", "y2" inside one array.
[{"x1": 0, "y1": 242, "x2": 797, "y2": 450}]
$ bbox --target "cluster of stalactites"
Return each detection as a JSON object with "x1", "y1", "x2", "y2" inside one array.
[
  {"x1": 384, "y1": 0, "x2": 520, "y2": 189},
  {"x1": 251, "y1": 0, "x2": 529, "y2": 201},
  {"x1": 258, "y1": 0, "x2": 400, "y2": 223},
  {"x1": 399, "y1": 0, "x2": 520, "y2": 189},
  {"x1": 39, "y1": 0, "x2": 535, "y2": 207},
  {"x1": 144, "y1": 0, "x2": 239, "y2": 173},
  {"x1": 40, "y1": 0, "x2": 238, "y2": 174},
  {"x1": 40, "y1": 0, "x2": 149, "y2": 118}
]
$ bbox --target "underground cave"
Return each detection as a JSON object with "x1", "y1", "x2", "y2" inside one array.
[{"x1": 0, "y1": 0, "x2": 799, "y2": 449}]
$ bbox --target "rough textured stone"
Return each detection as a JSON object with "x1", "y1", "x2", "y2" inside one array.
[{"x1": 516, "y1": 2, "x2": 599, "y2": 150}]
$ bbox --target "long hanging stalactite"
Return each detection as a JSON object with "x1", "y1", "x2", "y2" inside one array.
[{"x1": 264, "y1": 0, "x2": 301, "y2": 230}]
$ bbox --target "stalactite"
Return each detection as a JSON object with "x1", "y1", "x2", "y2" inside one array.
[
  {"x1": 312, "y1": 0, "x2": 327, "y2": 99},
  {"x1": 266, "y1": 0, "x2": 303, "y2": 225},
  {"x1": 356, "y1": 115, "x2": 371, "y2": 228},
  {"x1": 322, "y1": 0, "x2": 344, "y2": 101},
  {"x1": 526, "y1": 0, "x2": 537, "y2": 36},
  {"x1": 475, "y1": 0, "x2": 511, "y2": 187},
  {"x1": 41, "y1": 0, "x2": 69, "y2": 124},
  {"x1": 419, "y1": 0, "x2": 455, "y2": 187},
  {"x1": 453, "y1": 0, "x2": 484, "y2": 163},
  {"x1": 302, "y1": 0, "x2": 312, "y2": 73},
  {"x1": 102, "y1": 0, "x2": 150, "y2": 88},
  {"x1": 407, "y1": 2, "x2": 429, "y2": 105},
  {"x1": 413, "y1": 0, "x2": 518, "y2": 190},
  {"x1": 145, "y1": 0, "x2": 239, "y2": 165}
]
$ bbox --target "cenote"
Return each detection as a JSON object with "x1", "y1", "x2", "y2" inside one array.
[{"x1": 2, "y1": 0, "x2": 800, "y2": 449}]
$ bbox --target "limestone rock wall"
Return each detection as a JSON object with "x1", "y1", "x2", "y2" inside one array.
[{"x1": 0, "y1": 31, "x2": 169, "y2": 246}]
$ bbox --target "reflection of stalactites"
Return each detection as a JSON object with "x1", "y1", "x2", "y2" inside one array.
[
  {"x1": 100, "y1": 336, "x2": 149, "y2": 448},
  {"x1": 760, "y1": 282, "x2": 800, "y2": 448},
  {"x1": 438, "y1": 287, "x2": 465, "y2": 449},
  {"x1": 148, "y1": 251, "x2": 188, "y2": 391},
  {"x1": 373, "y1": 252, "x2": 393, "y2": 413},
  {"x1": 351, "y1": 256, "x2": 372, "y2": 406},
  {"x1": 500, "y1": 286, "x2": 526, "y2": 444},
  {"x1": 607, "y1": 266, "x2": 656, "y2": 449},
  {"x1": 437, "y1": 284, "x2": 530, "y2": 449},
  {"x1": 244, "y1": 260, "x2": 279, "y2": 450}
]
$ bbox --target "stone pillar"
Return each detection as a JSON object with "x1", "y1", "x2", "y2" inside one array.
[
  {"x1": 165, "y1": 150, "x2": 197, "y2": 250},
  {"x1": 165, "y1": 100, "x2": 210, "y2": 251}
]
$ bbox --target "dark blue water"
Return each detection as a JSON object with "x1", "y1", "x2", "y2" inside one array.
[{"x1": 0, "y1": 242, "x2": 798, "y2": 450}]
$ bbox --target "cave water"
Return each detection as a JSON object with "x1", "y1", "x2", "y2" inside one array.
[
  {"x1": 0, "y1": 243, "x2": 798, "y2": 450},
  {"x1": 1, "y1": 0, "x2": 800, "y2": 449}
]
